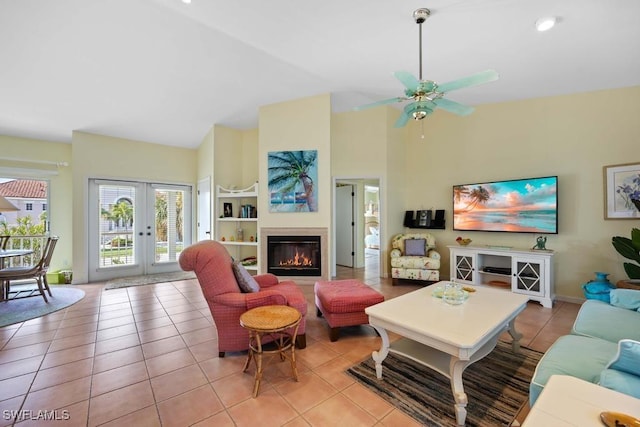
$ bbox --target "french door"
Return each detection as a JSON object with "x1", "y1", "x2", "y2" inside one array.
[{"x1": 88, "y1": 179, "x2": 192, "y2": 282}]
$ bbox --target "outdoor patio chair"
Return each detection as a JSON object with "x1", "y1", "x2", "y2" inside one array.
[
  {"x1": 0, "y1": 236, "x2": 59, "y2": 302},
  {"x1": 0, "y1": 235, "x2": 10, "y2": 250}
]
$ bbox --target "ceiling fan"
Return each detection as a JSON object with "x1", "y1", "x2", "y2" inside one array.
[{"x1": 355, "y1": 8, "x2": 499, "y2": 127}]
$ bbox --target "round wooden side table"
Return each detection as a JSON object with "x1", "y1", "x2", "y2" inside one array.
[{"x1": 239, "y1": 305, "x2": 302, "y2": 397}]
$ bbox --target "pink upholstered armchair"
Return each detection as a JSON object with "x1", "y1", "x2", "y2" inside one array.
[{"x1": 179, "y1": 240, "x2": 307, "y2": 357}]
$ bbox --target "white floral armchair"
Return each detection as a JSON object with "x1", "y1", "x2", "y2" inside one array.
[{"x1": 390, "y1": 233, "x2": 440, "y2": 284}]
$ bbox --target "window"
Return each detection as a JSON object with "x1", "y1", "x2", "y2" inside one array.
[{"x1": 0, "y1": 178, "x2": 49, "y2": 231}]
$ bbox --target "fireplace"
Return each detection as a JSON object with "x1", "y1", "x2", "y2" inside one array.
[
  {"x1": 267, "y1": 235, "x2": 321, "y2": 277},
  {"x1": 260, "y1": 227, "x2": 329, "y2": 283}
]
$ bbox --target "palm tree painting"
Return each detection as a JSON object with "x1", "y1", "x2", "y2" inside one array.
[{"x1": 268, "y1": 150, "x2": 318, "y2": 212}]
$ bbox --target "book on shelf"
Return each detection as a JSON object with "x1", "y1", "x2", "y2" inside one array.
[{"x1": 240, "y1": 204, "x2": 257, "y2": 219}]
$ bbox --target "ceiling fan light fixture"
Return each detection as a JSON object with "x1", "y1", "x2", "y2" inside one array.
[
  {"x1": 413, "y1": 111, "x2": 428, "y2": 121},
  {"x1": 535, "y1": 16, "x2": 557, "y2": 32}
]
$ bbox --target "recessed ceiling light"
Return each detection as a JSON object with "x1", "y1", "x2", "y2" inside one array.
[
  {"x1": 182, "y1": 0, "x2": 191, "y2": 4},
  {"x1": 535, "y1": 16, "x2": 557, "y2": 32}
]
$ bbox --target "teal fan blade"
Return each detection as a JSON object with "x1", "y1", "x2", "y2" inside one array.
[
  {"x1": 394, "y1": 110, "x2": 412, "y2": 128},
  {"x1": 394, "y1": 71, "x2": 420, "y2": 94},
  {"x1": 354, "y1": 97, "x2": 407, "y2": 111},
  {"x1": 433, "y1": 98, "x2": 474, "y2": 116},
  {"x1": 437, "y1": 69, "x2": 499, "y2": 93}
]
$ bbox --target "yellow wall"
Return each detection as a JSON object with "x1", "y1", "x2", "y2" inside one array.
[
  {"x1": 71, "y1": 131, "x2": 197, "y2": 283},
  {"x1": 213, "y1": 125, "x2": 243, "y2": 190},
  {"x1": 197, "y1": 126, "x2": 214, "y2": 183},
  {"x1": 242, "y1": 128, "x2": 259, "y2": 187},
  {"x1": 330, "y1": 106, "x2": 408, "y2": 276},
  {"x1": 258, "y1": 94, "x2": 332, "y2": 229},
  {"x1": 0, "y1": 136, "x2": 73, "y2": 270},
  {"x1": 401, "y1": 86, "x2": 640, "y2": 300}
]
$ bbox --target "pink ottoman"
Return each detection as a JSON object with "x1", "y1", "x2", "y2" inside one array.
[{"x1": 314, "y1": 279, "x2": 385, "y2": 342}]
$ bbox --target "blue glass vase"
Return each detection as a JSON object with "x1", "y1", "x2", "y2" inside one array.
[{"x1": 582, "y1": 272, "x2": 615, "y2": 302}]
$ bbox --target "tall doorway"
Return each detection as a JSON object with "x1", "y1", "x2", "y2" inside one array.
[
  {"x1": 332, "y1": 177, "x2": 381, "y2": 278},
  {"x1": 88, "y1": 179, "x2": 192, "y2": 282},
  {"x1": 335, "y1": 184, "x2": 355, "y2": 267}
]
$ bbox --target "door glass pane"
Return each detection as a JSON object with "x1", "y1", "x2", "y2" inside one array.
[
  {"x1": 99, "y1": 184, "x2": 135, "y2": 267},
  {"x1": 154, "y1": 188, "x2": 184, "y2": 263}
]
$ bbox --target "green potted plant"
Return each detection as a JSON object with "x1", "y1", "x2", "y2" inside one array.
[{"x1": 611, "y1": 227, "x2": 640, "y2": 287}]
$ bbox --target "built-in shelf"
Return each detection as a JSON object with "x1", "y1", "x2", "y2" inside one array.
[
  {"x1": 217, "y1": 218, "x2": 257, "y2": 222},
  {"x1": 216, "y1": 183, "x2": 259, "y2": 273},
  {"x1": 219, "y1": 241, "x2": 258, "y2": 247}
]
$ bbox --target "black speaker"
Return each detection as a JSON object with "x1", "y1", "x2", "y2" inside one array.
[
  {"x1": 434, "y1": 209, "x2": 445, "y2": 227},
  {"x1": 403, "y1": 211, "x2": 415, "y2": 227}
]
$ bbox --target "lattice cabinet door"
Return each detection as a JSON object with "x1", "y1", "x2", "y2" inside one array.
[
  {"x1": 512, "y1": 257, "x2": 546, "y2": 297},
  {"x1": 451, "y1": 250, "x2": 476, "y2": 284}
]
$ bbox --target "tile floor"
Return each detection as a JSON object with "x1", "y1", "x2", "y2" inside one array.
[{"x1": 0, "y1": 261, "x2": 580, "y2": 426}]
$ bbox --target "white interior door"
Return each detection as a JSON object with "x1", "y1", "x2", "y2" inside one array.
[
  {"x1": 335, "y1": 184, "x2": 354, "y2": 267},
  {"x1": 88, "y1": 179, "x2": 192, "y2": 282},
  {"x1": 197, "y1": 177, "x2": 211, "y2": 241}
]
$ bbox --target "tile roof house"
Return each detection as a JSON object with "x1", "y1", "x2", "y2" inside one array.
[{"x1": 0, "y1": 180, "x2": 48, "y2": 227}]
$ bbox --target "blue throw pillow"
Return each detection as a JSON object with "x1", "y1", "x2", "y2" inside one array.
[
  {"x1": 599, "y1": 368, "x2": 640, "y2": 399},
  {"x1": 605, "y1": 339, "x2": 640, "y2": 377},
  {"x1": 405, "y1": 239, "x2": 426, "y2": 256},
  {"x1": 609, "y1": 289, "x2": 640, "y2": 311}
]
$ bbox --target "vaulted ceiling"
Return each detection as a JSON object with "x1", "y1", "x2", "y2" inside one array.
[{"x1": 1, "y1": 0, "x2": 638, "y2": 149}]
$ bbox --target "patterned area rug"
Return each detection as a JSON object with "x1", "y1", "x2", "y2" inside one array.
[
  {"x1": 104, "y1": 271, "x2": 196, "y2": 290},
  {"x1": 0, "y1": 286, "x2": 85, "y2": 328},
  {"x1": 347, "y1": 340, "x2": 541, "y2": 427}
]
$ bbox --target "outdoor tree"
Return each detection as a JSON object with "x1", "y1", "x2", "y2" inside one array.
[{"x1": 155, "y1": 191, "x2": 183, "y2": 242}]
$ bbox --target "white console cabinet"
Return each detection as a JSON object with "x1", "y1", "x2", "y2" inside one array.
[{"x1": 448, "y1": 245, "x2": 554, "y2": 308}]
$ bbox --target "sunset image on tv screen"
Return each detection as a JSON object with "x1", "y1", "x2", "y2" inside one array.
[{"x1": 453, "y1": 176, "x2": 558, "y2": 233}]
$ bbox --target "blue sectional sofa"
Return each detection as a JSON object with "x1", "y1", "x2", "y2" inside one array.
[{"x1": 530, "y1": 289, "x2": 640, "y2": 405}]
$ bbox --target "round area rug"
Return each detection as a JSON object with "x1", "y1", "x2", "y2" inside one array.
[{"x1": 0, "y1": 286, "x2": 85, "y2": 328}]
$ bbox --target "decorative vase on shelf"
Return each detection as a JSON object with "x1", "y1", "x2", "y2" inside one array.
[{"x1": 582, "y1": 272, "x2": 615, "y2": 302}]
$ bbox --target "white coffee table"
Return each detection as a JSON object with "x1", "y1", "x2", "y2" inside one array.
[
  {"x1": 365, "y1": 282, "x2": 529, "y2": 426},
  {"x1": 522, "y1": 375, "x2": 640, "y2": 426}
]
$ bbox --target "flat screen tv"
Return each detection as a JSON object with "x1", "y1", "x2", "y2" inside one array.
[{"x1": 453, "y1": 176, "x2": 558, "y2": 234}]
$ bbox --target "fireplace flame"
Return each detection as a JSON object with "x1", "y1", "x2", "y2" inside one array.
[{"x1": 279, "y1": 250, "x2": 313, "y2": 267}]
